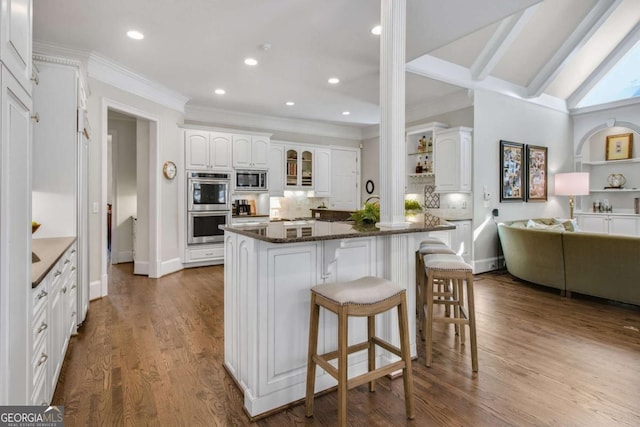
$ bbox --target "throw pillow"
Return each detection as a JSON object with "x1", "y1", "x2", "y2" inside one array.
[
  {"x1": 553, "y1": 217, "x2": 580, "y2": 232},
  {"x1": 526, "y1": 219, "x2": 565, "y2": 231}
]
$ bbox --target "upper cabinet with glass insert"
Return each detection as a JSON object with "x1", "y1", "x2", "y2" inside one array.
[{"x1": 286, "y1": 147, "x2": 313, "y2": 189}]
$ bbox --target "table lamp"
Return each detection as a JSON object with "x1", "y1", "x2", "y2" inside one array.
[{"x1": 554, "y1": 172, "x2": 590, "y2": 219}]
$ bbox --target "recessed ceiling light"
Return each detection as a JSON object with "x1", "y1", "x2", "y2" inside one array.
[
  {"x1": 328, "y1": 77, "x2": 340, "y2": 84},
  {"x1": 342, "y1": 111, "x2": 351, "y2": 116},
  {"x1": 244, "y1": 58, "x2": 258, "y2": 66},
  {"x1": 126, "y1": 30, "x2": 144, "y2": 40},
  {"x1": 285, "y1": 101, "x2": 295, "y2": 106},
  {"x1": 371, "y1": 25, "x2": 382, "y2": 35},
  {"x1": 214, "y1": 88, "x2": 226, "y2": 95}
]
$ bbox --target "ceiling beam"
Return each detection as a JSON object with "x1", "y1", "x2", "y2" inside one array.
[
  {"x1": 470, "y1": 5, "x2": 539, "y2": 81},
  {"x1": 567, "y1": 19, "x2": 640, "y2": 109},
  {"x1": 406, "y1": 54, "x2": 567, "y2": 112},
  {"x1": 526, "y1": 0, "x2": 622, "y2": 98}
]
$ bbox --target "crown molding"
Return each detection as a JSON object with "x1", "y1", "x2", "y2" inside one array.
[
  {"x1": 33, "y1": 42, "x2": 188, "y2": 113},
  {"x1": 185, "y1": 104, "x2": 363, "y2": 141},
  {"x1": 88, "y1": 53, "x2": 188, "y2": 113}
]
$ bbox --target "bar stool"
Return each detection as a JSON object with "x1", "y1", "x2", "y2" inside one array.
[
  {"x1": 305, "y1": 276, "x2": 415, "y2": 427},
  {"x1": 415, "y1": 242, "x2": 456, "y2": 329},
  {"x1": 423, "y1": 255, "x2": 478, "y2": 372}
]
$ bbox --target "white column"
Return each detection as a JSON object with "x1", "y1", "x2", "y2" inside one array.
[{"x1": 378, "y1": 0, "x2": 407, "y2": 228}]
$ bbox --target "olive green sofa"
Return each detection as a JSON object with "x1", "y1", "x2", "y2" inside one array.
[{"x1": 497, "y1": 219, "x2": 640, "y2": 306}]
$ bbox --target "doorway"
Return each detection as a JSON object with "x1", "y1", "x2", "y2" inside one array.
[{"x1": 99, "y1": 99, "x2": 160, "y2": 299}]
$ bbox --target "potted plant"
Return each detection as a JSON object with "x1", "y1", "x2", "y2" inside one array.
[
  {"x1": 349, "y1": 202, "x2": 380, "y2": 225},
  {"x1": 404, "y1": 199, "x2": 423, "y2": 215}
]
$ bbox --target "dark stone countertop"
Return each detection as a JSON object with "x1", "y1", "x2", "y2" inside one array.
[
  {"x1": 221, "y1": 214, "x2": 455, "y2": 244},
  {"x1": 32, "y1": 237, "x2": 77, "y2": 288}
]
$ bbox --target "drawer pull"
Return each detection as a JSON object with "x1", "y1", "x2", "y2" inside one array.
[
  {"x1": 71, "y1": 284, "x2": 77, "y2": 290},
  {"x1": 64, "y1": 259, "x2": 70, "y2": 264},
  {"x1": 71, "y1": 249, "x2": 76, "y2": 254},
  {"x1": 71, "y1": 266, "x2": 77, "y2": 271},
  {"x1": 62, "y1": 286, "x2": 67, "y2": 294},
  {"x1": 37, "y1": 353, "x2": 48, "y2": 367},
  {"x1": 37, "y1": 290, "x2": 48, "y2": 300},
  {"x1": 31, "y1": 113, "x2": 40, "y2": 123},
  {"x1": 37, "y1": 322, "x2": 48, "y2": 334},
  {"x1": 54, "y1": 270, "x2": 62, "y2": 277}
]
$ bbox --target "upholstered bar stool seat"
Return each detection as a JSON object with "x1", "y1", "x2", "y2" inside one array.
[
  {"x1": 423, "y1": 257, "x2": 478, "y2": 372},
  {"x1": 416, "y1": 244, "x2": 457, "y2": 325},
  {"x1": 305, "y1": 276, "x2": 415, "y2": 427}
]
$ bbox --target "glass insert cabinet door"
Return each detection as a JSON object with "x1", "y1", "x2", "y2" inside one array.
[{"x1": 285, "y1": 148, "x2": 313, "y2": 188}]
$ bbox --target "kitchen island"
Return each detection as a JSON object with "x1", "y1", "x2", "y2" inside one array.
[{"x1": 222, "y1": 216, "x2": 455, "y2": 418}]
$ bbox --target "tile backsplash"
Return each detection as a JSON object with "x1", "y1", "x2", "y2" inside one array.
[{"x1": 272, "y1": 193, "x2": 330, "y2": 219}]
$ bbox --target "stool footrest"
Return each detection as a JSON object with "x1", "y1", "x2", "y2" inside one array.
[
  {"x1": 371, "y1": 336, "x2": 402, "y2": 358},
  {"x1": 318, "y1": 341, "x2": 370, "y2": 362},
  {"x1": 347, "y1": 361, "x2": 406, "y2": 390}
]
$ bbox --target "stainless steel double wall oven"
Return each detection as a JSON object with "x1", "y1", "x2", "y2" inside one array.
[{"x1": 186, "y1": 171, "x2": 230, "y2": 244}]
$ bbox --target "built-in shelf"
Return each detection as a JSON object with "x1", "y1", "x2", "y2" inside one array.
[
  {"x1": 582, "y1": 158, "x2": 640, "y2": 165},
  {"x1": 590, "y1": 188, "x2": 640, "y2": 192},
  {"x1": 408, "y1": 173, "x2": 434, "y2": 178},
  {"x1": 408, "y1": 151, "x2": 432, "y2": 156}
]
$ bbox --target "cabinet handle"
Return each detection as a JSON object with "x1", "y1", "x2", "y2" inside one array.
[
  {"x1": 71, "y1": 266, "x2": 77, "y2": 271},
  {"x1": 31, "y1": 71, "x2": 39, "y2": 85},
  {"x1": 37, "y1": 322, "x2": 48, "y2": 334},
  {"x1": 71, "y1": 284, "x2": 77, "y2": 290},
  {"x1": 64, "y1": 259, "x2": 70, "y2": 264},
  {"x1": 62, "y1": 286, "x2": 67, "y2": 294},
  {"x1": 54, "y1": 270, "x2": 62, "y2": 277},
  {"x1": 205, "y1": 252, "x2": 214, "y2": 256},
  {"x1": 31, "y1": 113, "x2": 40, "y2": 123},
  {"x1": 71, "y1": 249, "x2": 76, "y2": 254},
  {"x1": 37, "y1": 353, "x2": 48, "y2": 366},
  {"x1": 37, "y1": 290, "x2": 48, "y2": 300}
]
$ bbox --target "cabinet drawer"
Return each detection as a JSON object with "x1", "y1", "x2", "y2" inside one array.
[
  {"x1": 32, "y1": 344, "x2": 49, "y2": 389},
  {"x1": 32, "y1": 365, "x2": 48, "y2": 406},
  {"x1": 32, "y1": 284, "x2": 49, "y2": 317},
  {"x1": 186, "y1": 246, "x2": 224, "y2": 262},
  {"x1": 32, "y1": 307, "x2": 49, "y2": 352}
]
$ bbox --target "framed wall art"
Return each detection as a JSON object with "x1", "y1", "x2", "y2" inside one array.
[
  {"x1": 605, "y1": 133, "x2": 633, "y2": 160},
  {"x1": 500, "y1": 140, "x2": 524, "y2": 202},
  {"x1": 526, "y1": 145, "x2": 547, "y2": 202}
]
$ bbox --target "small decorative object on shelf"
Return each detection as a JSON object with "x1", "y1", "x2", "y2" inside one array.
[
  {"x1": 418, "y1": 136, "x2": 427, "y2": 152},
  {"x1": 415, "y1": 159, "x2": 423, "y2": 174},
  {"x1": 427, "y1": 137, "x2": 433, "y2": 153},
  {"x1": 606, "y1": 173, "x2": 626, "y2": 189}
]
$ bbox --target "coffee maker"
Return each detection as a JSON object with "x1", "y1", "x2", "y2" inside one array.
[{"x1": 235, "y1": 199, "x2": 251, "y2": 215}]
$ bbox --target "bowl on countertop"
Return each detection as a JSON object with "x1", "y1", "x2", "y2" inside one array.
[{"x1": 32, "y1": 223, "x2": 41, "y2": 234}]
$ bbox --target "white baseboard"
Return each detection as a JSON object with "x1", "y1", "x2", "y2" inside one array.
[
  {"x1": 134, "y1": 260, "x2": 149, "y2": 276},
  {"x1": 114, "y1": 250, "x2": 133, "y2": 264},
  {"x1": 89, "y1": 280, "x2": 102, "y2": 300},
  {"x1": 161, "y1": 257, "x2": 183, "y2": 276},
  {"x1": 473, "y1": 256, "x2": 504, "y2": 274}
]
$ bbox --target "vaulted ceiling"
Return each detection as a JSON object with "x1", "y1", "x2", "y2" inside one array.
[{"x1": 33, "y1": 0, "x2": 640, "y2": 127}]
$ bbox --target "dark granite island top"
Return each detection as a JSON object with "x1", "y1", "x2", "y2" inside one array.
[{"x1": 221, "y1": 214, "x2": 455, "y2": 243}]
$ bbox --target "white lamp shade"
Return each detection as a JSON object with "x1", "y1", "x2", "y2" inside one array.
[{"x1": 554, "y1": 172, "x2": 590, "y2": 196}]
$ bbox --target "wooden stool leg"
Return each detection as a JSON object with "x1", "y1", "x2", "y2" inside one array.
[
  {"x1": 368, "y1": 314, "x2": 376, "y2": 392},
  {"x1": 458, "y1": 279, "x2": 466, "y2": 344},
  {"x1": 425, "y1": 272, "x2": 435, "y2": 367},
  {"x1": 398, "y1": 294, "x2": 415, "y2": 419},
  {"x1": 416, "y1": 252, "x2": 424, "y2": 333},
  {"x1": 466, "y1": 272, "x2": 478, "y2": 372},
  {"x1": 337, "y1": 305, "x2": 349, "y2": 427},
  {"x1": 444, "y1": 278, "x2": 451, "y2": 317},
  {"x1": 305, "y1": 293, "x2": 320, "y2": 417},
  {"x1": 452, "y1": 278, "x2": 460, "y2": 336}
]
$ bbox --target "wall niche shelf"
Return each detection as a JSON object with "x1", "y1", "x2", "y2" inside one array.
[
  {"x1": 582, "y1": 158, "x2": 640, "y2": 166},
  {"x1": 590, "y1": 188, "x2": 640, "y2": 192}
]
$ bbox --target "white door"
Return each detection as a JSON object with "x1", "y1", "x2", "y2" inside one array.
[
  {"x1": 330, "y1": 148, "x2": 359, "y2": 210},
  {"x1": 314, "y1": 148, "x2": 331, "y2": 197}
]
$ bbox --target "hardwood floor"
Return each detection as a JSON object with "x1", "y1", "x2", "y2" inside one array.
[{"x1": 53, "y1": 264, "x2": 640, "y2": 426}]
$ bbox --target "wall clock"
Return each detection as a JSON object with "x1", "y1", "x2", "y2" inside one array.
[{"x1": 163, "y1": 161, "x2": 177, "y2": 180}]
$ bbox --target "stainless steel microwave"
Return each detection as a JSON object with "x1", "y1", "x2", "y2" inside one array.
[{"x1": 235, "y1": 170, "x2": 268, "y2": 192}]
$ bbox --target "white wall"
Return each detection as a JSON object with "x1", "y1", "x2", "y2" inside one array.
[
  {"x1": 86, "y1": 79, "x2": 184, "y2": 287},
  {"x1": 473, "y1": 90, "x2": 573, "y2": 272},
  {"x1": 108, "y1": 115, "x2": 137, "y2": 264}
]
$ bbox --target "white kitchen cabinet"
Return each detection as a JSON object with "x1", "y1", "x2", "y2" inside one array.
[
  {"x1": 314, "y1": 148, "x2": 331, "y2": 197},
  {"x1": 576, "y1": 213, "x2": 640, "y2": 236},
  {"x1": 185, "y1": 130, "x2": 232, "y2": 170},
  {"x1": 0, "y1": 0, "x2": 32, "y2": 93},
  {"x1": 1, "y1": 65, "x2": 32, "y2": 405},
  {"x1": 449, "y1": 220, "x2": 472, "y2": 263},
  {"x1": 268, "y1": 143, "x2": 285, "y2": 196},
  {"x1": 233, "y1": 134, "x2": 269, "y2": 169},
  {"x1": 185, "y1": 243, "x2": 224, "y2": 264},
  {"x1": 434, "y1": 126, "x2": 472, "y2": 193},
  {"x1": 31, "y1": 279, "x2": 49, "y2": 406},
  {"x1": 285, "y1": 146, "x2": 314, "y2": 189}
]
